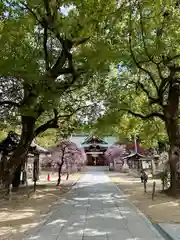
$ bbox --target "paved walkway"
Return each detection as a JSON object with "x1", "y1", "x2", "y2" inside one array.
[
  {"x1": 158, "y1": 223, "x2": 180, "y2": 240},
  {"x1": 25, "y1": 168, "x2": 165, "y2": 240}
]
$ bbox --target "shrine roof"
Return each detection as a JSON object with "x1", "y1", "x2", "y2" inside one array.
[
  {"x1": 82, "y1": 136, "x2": 108, "y2": 145},
  {"x1": 82, "y1": 144, "x2": 108, "y2": 148},
  {"x1": 69, "y1": 134, "x2": 117, "y2": 148},
  {"x1": 126, "y1": 152, "x2": 145, "y2": 159}
]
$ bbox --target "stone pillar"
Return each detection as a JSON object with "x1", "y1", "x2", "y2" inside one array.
[{"x1": 122, "y1": 158, "x2": 129, "y2": 172}]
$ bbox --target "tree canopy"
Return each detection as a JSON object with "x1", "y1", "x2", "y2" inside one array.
[{"x1": 2, "y1": 0, "x2": 180, "y2": 193}]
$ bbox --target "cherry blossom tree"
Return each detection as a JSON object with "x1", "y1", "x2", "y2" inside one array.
[
  {"x1": 50, "y1": 140, "x2": 86, "y2": 185},
  {"x1": 72, "y1": 147, "x2": 87, "y2": 172},
  {"x1": 105, "y1": 144, "x2": 127, "y2": 171}
]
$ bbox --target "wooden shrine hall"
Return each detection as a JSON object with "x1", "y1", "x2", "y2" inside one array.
[
  {"x1": 82, "y1": 136, "x2": 108, "y2": 166},
  {"x1": 69, "y1": 134, "x2": 117, "y2": 166}
]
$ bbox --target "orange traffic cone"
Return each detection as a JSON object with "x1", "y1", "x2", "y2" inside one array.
[{"x1": 47, "y1": 174, "x2": 50, "y2": 181}]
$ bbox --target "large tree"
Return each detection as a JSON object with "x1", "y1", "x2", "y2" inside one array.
[
  {"x1": 94, "y1": 90, "x2": 168, "y2": 148},
  {"x1": 94, "y1": 0, "x2": 180, "y2": 193},
  {"x1": 0, "y1": 0, "x2": 120, "y2": 187}
]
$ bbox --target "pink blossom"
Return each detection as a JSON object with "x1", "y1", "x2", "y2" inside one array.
[
  {"x1": 105, "y1": 144, "x2": 127, "y2": 169},
  {"x1": 49, "y1": 140, "x2": 86, "y2": 173}
]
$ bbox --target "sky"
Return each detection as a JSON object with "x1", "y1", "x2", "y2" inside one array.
[
  {"x1": 2, "y1": 3, "x2": 75, "y2": 18},
  {"x1": 60, "y1": 5, "x2": 76, "y2": 16}
]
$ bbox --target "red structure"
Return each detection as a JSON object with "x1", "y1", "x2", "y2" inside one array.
[
  {"x1": 47, "y1": 173, "x2": 50, "y2": 181},
  {"x1": 125, "y1": 142, "x2": 145, "y2": 154}
]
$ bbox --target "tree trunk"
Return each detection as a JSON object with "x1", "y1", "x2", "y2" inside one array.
[
  {"x1": 0, "y1": 152, "x2": 8, "y2": 186},
  {"x1": 56, "y1": 161, "x2": 64, "y2": 186},
  {"x1": 168, "y1": 145, "x2": 179, "y2": 194},
  {"x1": 164, "y1": 81, "x2": 180, "y2": 195},
  {"x1": 4, "y1": 116, "x2": 36, "y2": 193},
  {"x1": 66, "y1": 168, "x2": 69, "y2": 180},
  {"x1": 66, "y1": 172, "x2": 69, "y2": 180},
  {"x1": 12, "y1": 164, "x2": 22, "y2": 189},
  {"x1": 33, "y1": 154, "x2": 39, "y2": 192}
]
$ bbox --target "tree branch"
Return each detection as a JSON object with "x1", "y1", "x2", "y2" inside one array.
[
  {"x1": 138, "y1": 3, "x2": 156, "y2": 64},
  {"x1": 20, "y1": 1, "x2": 64, "y2": 45},
  {"x1": 43, "y1": 27, "x2": 49, "y2": 71},
  {"x1": 121, "y1": 109, "x2": 165, "y2": 121},
  {"x1": 156, "y1": 63, "x2": 165, "y2": 81},
  {"x1": 20, "y1": 1, "x2": 85, "y2": 84},
  {"x1": 0, "y1": 101, "x2": 20, "y2": 107},
  {"x1": 50, "y1": 38, "x2": 73, "y2": 79},
  {"x1": 128, "y1": 8, "x2": 159, "y2": 93},
  {"x1": 57, "y1": 67, "x2": 76, "y2": 75},
  {"x1": 34, "y1": 105, "x2": 92, "y2": 137},
  {"x1": 158, "y1": 70, "x2": 175, "y2": 107},
  {"x1": 168, "y1": 65, "x2": 180, "y2": 72},
  {"x1": 19, "y1": 2, "x2": 42, "y2": 24},
  {"x1": 34, "y1": 118, "x2": 59, "y2": 137},
  {"x1": 43, "y1": 0, "x2": 51, "y2": 17},
  {"x1": 137, "y1": 81, "x2": 158, "y2": 104},
  {"x1": 162, "y1": 54, "x2": 180, "y2": 65},
  {"x1": 53, "y1": 108, "x2": 58, "y2": 118},
  {"x1": 73, "y1": 37, "x2": 90, "y2": 46}
]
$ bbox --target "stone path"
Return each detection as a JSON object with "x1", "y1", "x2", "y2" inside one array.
[
  {"x1": 157, "y1": 223, "x2": 180, "y2": 240},
  {"x1": 25, "y1": 168, "x2": 165, "y2": 240}
]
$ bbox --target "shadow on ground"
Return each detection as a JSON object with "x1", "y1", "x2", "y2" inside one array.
[
  {"x1": 25, "y1": 176, "x2": 162, "y2": 240},
  {"x1": 0, "y1": 169, "x2": 167, "y2": 240},
  {"x1": 109, "y1": 172, "x2": 180, "y2": 224},
  {"x1": 0, "y1": 173, "x2": 82, "y2": 240}
]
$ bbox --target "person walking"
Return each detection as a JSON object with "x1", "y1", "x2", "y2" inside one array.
[{"x1": 140, "y1": 170, "x2": 148, "y2": 183}]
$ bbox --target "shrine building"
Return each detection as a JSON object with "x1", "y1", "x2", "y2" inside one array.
[{"x1": 70, "y1": 134, "x2": 117, "y2": 166}]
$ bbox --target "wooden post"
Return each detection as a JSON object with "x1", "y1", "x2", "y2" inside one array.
[
  {"x1": 152, "y1": 181, "x2": 156, "y2": 200},
  {"x1": 33, "y1": 153, "x2": 39, "y2": 192},
  {"x1": 144, "y1": 180, "x2": 147, "y2": 193},
  {"x1": 8, "y1": 184, "x2": 12, "y2": 201},
  {"x1": 162, "y1": 178, "x2": 165, "y2": 191}
]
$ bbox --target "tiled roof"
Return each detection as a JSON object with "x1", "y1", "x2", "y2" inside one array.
[
  {"x1": 69, "y1": 135, "x2": 117, "y2": 148},
  {"x1": 69, "y1": 136, "x2": 87, "y2": 148}
]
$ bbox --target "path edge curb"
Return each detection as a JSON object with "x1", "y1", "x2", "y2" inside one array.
[
  {"x1": 108, "y1": 174, "x2": 166, "y2": 240},
  {"x1": 154, "y1": 224, "x2": 176, "y2": 240}
]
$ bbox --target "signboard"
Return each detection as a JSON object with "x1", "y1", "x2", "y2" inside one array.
[
  {"x1": 142, "y1": 161, "x2": 150, "y2": 169},
  {"x1": 27, "y1": 163, "x2": 33, "y2": 179}
]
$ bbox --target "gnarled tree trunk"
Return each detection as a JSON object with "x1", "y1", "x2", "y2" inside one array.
[
  {"x1": 164, "y1": 82, "x2": 180, "y2": 195},
  {"x1": 33, "y1": 153, "x2": 39, "y2": 192},
  {"x1": 4, "y1": 116, "x2": 36, "y2": 193},
  {"x1": 165, "y1": 119, "x2": 180, "y2": 194},
  {"x1": 56, "y1": 161, "x2": 64, "y2": 186},
  {"x1": 12, "y1": 164, "x2": 22, "y2": 189}
]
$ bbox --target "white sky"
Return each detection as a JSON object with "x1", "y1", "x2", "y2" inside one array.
[{"x1": 60, "y1": 5, "x2": 76, "y2": 16}]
